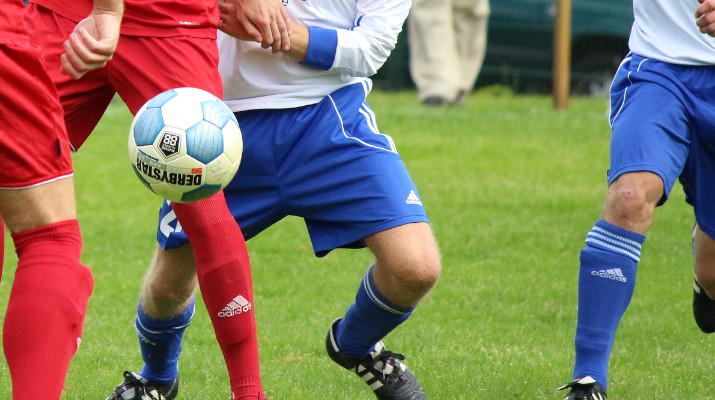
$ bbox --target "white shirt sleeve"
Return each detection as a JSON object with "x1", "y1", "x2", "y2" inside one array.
[{"x1": 329, "y1": 0, "x2": 411, "y2": 77}]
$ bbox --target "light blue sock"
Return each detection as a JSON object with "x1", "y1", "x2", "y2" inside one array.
[
  {"x1": 335, "y1": 265, "x2": 414, "y2": 356},
  {"x1": 136, "y1": 297, "x2": 195, "y2": 384},
  {"x1": 573, "y1": 219, "x2": 645, "y2": 388}
]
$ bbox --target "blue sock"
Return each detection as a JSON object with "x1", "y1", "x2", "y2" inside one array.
[
  {"x1": 573, "y1": 219, "x2": 645, "y2": 388},
  {"x1": 335, "y1": 265, "x2": 414, "y2": 356},
  {"x1": 136, "y1": 297, "x2": 195, "y2": 384}
]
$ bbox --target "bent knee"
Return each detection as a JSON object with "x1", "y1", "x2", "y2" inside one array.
[
  {"x1": 609, "y1": 185, "x2": 657, "y2": 210},
  {"x1": 389, "y1": 255, "x2": 441, "y2": 292},
  {"x1": 604, "y1": 174, "x2": 663, "y2": 229}
]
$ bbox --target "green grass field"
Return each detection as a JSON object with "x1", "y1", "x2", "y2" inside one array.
[{"x1": 1, "y1": 89, "x2": 709, "y2": 399}]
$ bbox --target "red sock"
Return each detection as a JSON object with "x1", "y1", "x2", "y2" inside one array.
[
  {"x1": 172, "y1": 192, "x2": 264, "y2": 399},
  {"x1": 4, "y1": 220, "x2": 93, "y2": 400}
]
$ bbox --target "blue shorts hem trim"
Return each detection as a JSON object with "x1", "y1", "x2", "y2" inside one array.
[{"x1": 313, "y1": 216, "x2": 430, "y2": 257}]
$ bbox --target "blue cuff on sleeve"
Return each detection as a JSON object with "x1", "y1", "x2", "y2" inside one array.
[{"x1": 300, "y1": 26, "x2": 338, "y2": 71}]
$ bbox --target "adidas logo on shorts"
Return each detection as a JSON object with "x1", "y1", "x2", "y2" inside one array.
[{"x1": 406, "y1": 190, "x2": 423, "y2": 206}]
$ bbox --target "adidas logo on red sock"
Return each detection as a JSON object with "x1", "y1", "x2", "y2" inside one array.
[{"x1": 218, "y1": 295, "x2": 252, "y2": 318}]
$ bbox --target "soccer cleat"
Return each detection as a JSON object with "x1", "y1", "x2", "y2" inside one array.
[
  {"x1": 326, "y1": 318, "x2": 426, "y2": 400},
  {"x1": 558, "y1": 376, "x2": 607, "y2": 400},
  {"x1": 106, "y1": 371, "x2": 178, "y2": 400},
  {"x1": 693, "y1": 279, "x2": 715, "y2": 333}
]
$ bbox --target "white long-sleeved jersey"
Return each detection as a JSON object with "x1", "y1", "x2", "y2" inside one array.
[
  {"x1": 218, "y1": 0, "x2": 410, "y2": 112},
  {"x1": 629, "y1": 0, "x2": 715, "y2": 65}
]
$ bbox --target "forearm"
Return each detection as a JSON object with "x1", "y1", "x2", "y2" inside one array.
[
  {"x1": 281, "y1": 23, "x2": 308, "y2": 61},
  {"x1": 92, "y1": 0, "x2": 124, "y2": 17}
]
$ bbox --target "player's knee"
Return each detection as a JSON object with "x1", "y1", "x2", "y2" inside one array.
[
  {"x1": 418, "y1": 254, "x2": 442, "y2": 288},
  {"x1": 605, "y1": 185, "x2": 659, "y2": 228},
  {"x1": 611, "y1": 185, "x2": 651, "y2": 209},
  {"x1": 606, "y1": 173, "x2": 662, "y2": 224},
  {"x1": 373, "y1": 226, "x2": 442, "y2": 294},
  {"x1": 389, "y1": 254, "x2": 441, "y2": 295}
]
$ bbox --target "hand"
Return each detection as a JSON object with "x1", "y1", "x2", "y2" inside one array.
[
  {"x1": 60, "y1": 10, "x2": 122, "y2": 79},
  {"x1": 696, "y1": 0, "x2": 715, "y2": 37},
  {"x1": 219, "y1": 0, "x2": 291, "y2": 52},
  {"x1": 218, "y1": 0, "x2": 257, "y2": 42}
]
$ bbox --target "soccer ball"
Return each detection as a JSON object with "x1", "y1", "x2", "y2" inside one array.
[{"x1": 128, "y1": 87, "x2": 242, "y2": 203}]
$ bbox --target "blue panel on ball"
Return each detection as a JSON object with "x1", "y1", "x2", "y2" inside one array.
[
  {"x1": 146, "y1": 89, "x2": 178, "y2": 108},
  {"x1": 180, "y1": 184, "x2": 222, "y2": 203},
  {"x1": 133, "y1": 108, "x2": 164, "y2": 146},
  {"x1": 186, "y1": 121, "x2": 224, "y2": 164},
  {"x1": 201, "y1": 100, "x2": 235, "y2": 129}
]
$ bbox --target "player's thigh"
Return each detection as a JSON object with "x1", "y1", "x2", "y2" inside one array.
[
  {"x1": 0, "y1": 179, "x2": 77, "y2": 233},
  {"x1": 112, "y1": 35, "x2": 222, "y2": 114},
  {"x1": 365, "y1": 222, "x2": 441, "y2": 280},
  {"x1": 608, "y1": 54, "x2": 691, "y2": 200}
]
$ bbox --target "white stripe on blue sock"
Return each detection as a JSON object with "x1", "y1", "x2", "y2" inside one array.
[{"x1": 585, "y1": 220, "x2": 644, "y2": 263}]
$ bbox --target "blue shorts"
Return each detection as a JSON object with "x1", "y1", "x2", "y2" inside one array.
[
  {"x1": 157, "y1": 82, "x2": 429, "y2": 256},
  {"x1": 608, "y1": 53, "x2": 715, "y2": 238}
]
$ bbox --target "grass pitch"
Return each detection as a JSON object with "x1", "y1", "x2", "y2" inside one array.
[{"x1": 1, "y1": 88, "x2": 707, "y2": 399}]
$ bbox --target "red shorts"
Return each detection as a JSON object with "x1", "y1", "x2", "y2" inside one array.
[
  {"x1": 0, "y1": 41, "x2": 74, "y2": 188},
  {"x1": 24, "y1": 4, "x2": 223, "y2": 150}
]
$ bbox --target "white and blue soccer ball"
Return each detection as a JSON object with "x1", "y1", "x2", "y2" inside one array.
[{"x1": 128, "y1": 87, "x2": 243, "y2": 203}]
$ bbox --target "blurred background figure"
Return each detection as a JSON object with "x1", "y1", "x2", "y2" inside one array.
[{"x1": 408, "y1": 0, "x2": 490, "y2": 106}]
